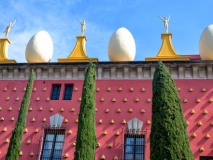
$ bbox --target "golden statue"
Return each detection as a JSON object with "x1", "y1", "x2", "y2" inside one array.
[
  {"x1": 159, "y1": 15, "x2": 170, "y2": 33},
  {"x1": 3, "y1": 20, "x2": 16, "y2": 37},
  {"x1": 78, "y1": 19, "x2": 86, "y2": 36}
]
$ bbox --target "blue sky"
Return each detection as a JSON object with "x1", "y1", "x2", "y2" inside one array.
[{"x1": 0, "y1": 0, "x2": 213, "y2": 62}]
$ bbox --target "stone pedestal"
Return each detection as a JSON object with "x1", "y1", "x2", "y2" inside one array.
[
  {"x1": 0, "y1": 38, "x2": 16, "y2": 63},
  {"x1": 145, "y1": 33, "x2": 190, "y2": 61},
  {"x1": 58, "y1": 36, "x2": 98, "y2": 62}
]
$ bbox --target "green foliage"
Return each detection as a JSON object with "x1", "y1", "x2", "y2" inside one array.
[
  {"x1": 74, "y1": 62, "x2": 96, "y2": 160},
  {"x1": 150, "y1": 61, "x2": 193, "y2": 160},
  {"x1": 6, "y1": 70, "x2": 34, "y2": 160}
]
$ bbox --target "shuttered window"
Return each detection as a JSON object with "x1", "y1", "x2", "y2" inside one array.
[
  {"x1": 51, "y1": 84, "x2": 61, "y2": 100},
  {"x1": 63, "y1": 84, "x2": 73, "y2": 100}
]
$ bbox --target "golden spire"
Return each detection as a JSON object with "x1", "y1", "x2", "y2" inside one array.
[
  {"x1": 0, "y1": 38, "x2": 16, "y2": 63},
  {"x1": 145, "y1": 33, "x2": 190, "y2": 61},
  {"x1": 58, "y1": 36, "x2": 98, "y2": 62}
]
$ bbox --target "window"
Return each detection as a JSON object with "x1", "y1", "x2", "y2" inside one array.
[
  {"x1": 51, "y1": 84, "x2": 61, "y2": 100},
  {"x1": 40, "y1": 129, "x2": 65, "y2": 160},
  {"x1": 124, "y1": 134, "x2": 145, "y2": 160},
  {"x1": 200, "y1": 157, "x2": 213, "y2": 160},
  {"x1": 63, "y1": 84, "x2": 73, "y2": 100}
]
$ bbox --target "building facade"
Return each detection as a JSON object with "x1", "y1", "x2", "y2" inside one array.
[{"x1": 0, "y1": 29, "x2": 213, "y2": 160}]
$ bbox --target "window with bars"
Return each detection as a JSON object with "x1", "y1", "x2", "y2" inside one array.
[
  {"x1": 124, "y1": 134, "x2": 145, "y2": 160},
  {"x1": 200, "y1": 157, "x2": 213, "y2": 160},
  {"x1": 40, "y1": 129, "x2": 65, "y2": 160},
  {"x1": 51, "y1": 84, "x2": 61, "y2": 100},
  {"x1": 63, "y1": 84, "x2": 73, "y2": 100}
]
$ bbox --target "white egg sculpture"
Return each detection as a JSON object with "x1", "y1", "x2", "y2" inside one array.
[
  {"x1": 108, "y1": 27, "x2": 136, "y2": 61},
  {"x1": 25, "y1": 30, "x2": 53, "y2": 63},
  {"x1": 199, "y1": 24, "x2": 213, "y2": 60}
]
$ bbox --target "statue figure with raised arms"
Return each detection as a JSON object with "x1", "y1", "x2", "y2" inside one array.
[
  {"x1": 78, "y1": 19, "x2": 86, "y2": 36},
  {"x1": 159, "y1": 15, "x2": 170, "y2": 33},
  {"x1": 3, "y1": 20, "x2": 16, "y2": 37}
]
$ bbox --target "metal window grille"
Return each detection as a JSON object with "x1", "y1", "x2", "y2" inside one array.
[
  {"x1": 36, "y1": 125, "x2": 67, "y2": 160},
  {"x1": 200, "y1": 157, "x2": 213, "y2": 160},
  {"x1": 51, "y1": 84, "x2": 61, "y2": 100},
  {"x1": 121, "y1": 129, "x2": 147, "y2": 160},
  {"x1": 63, "y1": 84, "x2": 73, "y2": 100}
]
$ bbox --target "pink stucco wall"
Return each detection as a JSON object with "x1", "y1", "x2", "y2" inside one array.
[{"x1": 0, "y1": 79, "x2": 212, "y2": 160}]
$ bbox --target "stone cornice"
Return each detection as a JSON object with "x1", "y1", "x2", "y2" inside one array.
[{"x1": 0, "y1": 61, "x2": 212, "y2": 80}]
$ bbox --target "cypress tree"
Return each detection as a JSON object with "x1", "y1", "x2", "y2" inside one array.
[
  {"x1": 150, "y1": 61, "x2": 193, "y2": 160},
  {"x1": 74, "y1": 62, "x2": 96, "y2": 160},
  {"x1": 6, "y1": 70, "x2": 34, "y2": 160}
]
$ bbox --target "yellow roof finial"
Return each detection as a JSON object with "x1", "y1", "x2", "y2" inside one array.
[
  {"x1": 58, "y1": 36, "x2": 98, "y2": 62},
  {"x1": 0, "y1": 38, "x2": 16, "y2": 63},
  {"x1": 145, "y1": 33, "x2": 190, "y2": 61}
]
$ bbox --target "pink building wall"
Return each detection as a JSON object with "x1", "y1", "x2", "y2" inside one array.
[{"x1": 0, "y1": 79, "x2": 212, "y2": 160}]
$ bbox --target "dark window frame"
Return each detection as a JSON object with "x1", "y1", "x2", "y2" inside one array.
[
  {"x1": 124, "y1": 134, "x2": 145, "y2": 160},
  {"x1": 63, "y1": 84, "x2": 73, "y2": 100},
  {"x1": 40, "y1": 129, "x2": 66, "y2": 160},
  {"x1": 51, "y1": 84, "x2": 61, "y2": 100},
  {"x1": 200, "y1": 156, "x2": 213, "y2": 160}
]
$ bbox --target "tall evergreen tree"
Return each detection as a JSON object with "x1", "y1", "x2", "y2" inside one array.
[
  {"x1": 6, "y1": 70, "x2": 34, "y2": 160},
  {"x1": 74, "y1": 62, "x2": 96, "y2": 160},
  {"x1": 150, "y1": 61, "x2": 193, "y2": 160}
]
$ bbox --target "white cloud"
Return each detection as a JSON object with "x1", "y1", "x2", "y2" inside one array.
[{"x1": 0, "y1": 0, "x2": 116, "y2": 62}]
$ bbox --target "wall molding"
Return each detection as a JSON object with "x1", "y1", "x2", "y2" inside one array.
[{"x1": 0, "y1": 61, "x2": 212, "y2": 80}]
